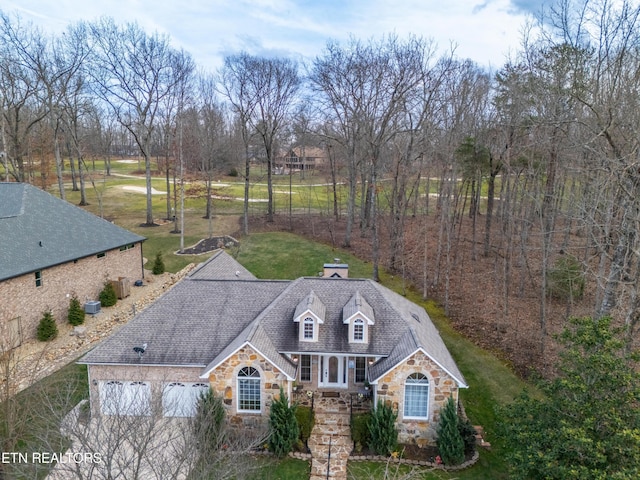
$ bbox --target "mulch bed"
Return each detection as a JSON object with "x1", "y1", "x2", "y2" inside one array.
[{"x1": 176, "y1": 235, "x2": 239, "y2": 255}]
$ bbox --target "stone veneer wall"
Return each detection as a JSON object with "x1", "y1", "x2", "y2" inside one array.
[
  {"x1": 87, "y1": 364, "x2": 203, "y2": 418},
  {"x1": 207, "y1": 345, "x2": 290, "y2": 429},
  {"x1": 0, "y1": 244, "x2": 143, "y2": 343},
  {"x1": 375, "y1": 350, "x2": 458, "y2": 446}
]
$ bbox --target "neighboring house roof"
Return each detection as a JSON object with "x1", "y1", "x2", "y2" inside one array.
[
  {"x1": 0, "y1": 183, "x2": 145, "y2": 281},
  {"x1": 79, "y1": 250, "x2": 467, "y2": 388}
]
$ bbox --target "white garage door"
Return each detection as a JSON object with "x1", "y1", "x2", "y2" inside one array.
[
  {"x1": 100, "y1": 381, "x2": 151, "y2": 416},
  {"x1": 163, "y1": 383, "x2": 209, "y2": 417}
]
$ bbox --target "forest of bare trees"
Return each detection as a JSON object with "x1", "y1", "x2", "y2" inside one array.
[{"x1": 2, "y1": 0, "x2": 640, "y2": 374}]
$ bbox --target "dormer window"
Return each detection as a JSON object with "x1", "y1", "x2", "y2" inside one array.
[
  {"x1": 293, "y1": 291, "x2": 325, "y2": 343},
  {"x1": 303, "y1": 317, "x2": 315, "y2": 340},
  {"x1": 353, "y1": 318, "x2": 365, "y2": 342},
  {"x1": 343, "y1": 291, "x2": 374, "y2": 344}
]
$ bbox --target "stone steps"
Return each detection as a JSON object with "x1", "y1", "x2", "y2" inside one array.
[{"x1": 308, "y1": 399, "x2": 353, "y2": 480}]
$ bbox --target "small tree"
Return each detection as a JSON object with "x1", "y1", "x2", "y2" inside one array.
[
  {"x1": 546, "y1": 255, "x2": 585, "y2": 301},
  {"x1": 193, "y1": 388, "x2": 226, "y2": 453},
  {"x1": 368, "y1": 400, "x2": 397, "y2": 456},
  {"x1": 152, "y1": 252, "x2": 165, "y2": 275},
  {"x1": 436, "y1": 397, "x2": 465, "y2": 465},
  {"x1": 67, "y1": 295, "x2": 85, "y2": 326},
  {"x1": 36, "y1": 310, "x2": 58, "y2": 341},
  {"x1": 268, "y1": 387, "x2": 299, "y2": 457},
  {"x1": 458, "y1": 417, "x2": 477, "y2": 456},
  {"x1": 294, "y1": 405, "x2": 315, "y2": 450},
  {"x1": 351, "y1": 412, "x2": 371, "y2": 453},
  {"x1": 99, "y1": 281, "x2": 117, "y2": 307}
]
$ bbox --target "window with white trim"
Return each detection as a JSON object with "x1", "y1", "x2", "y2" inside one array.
[
  {"x1": 237, "y1": 367, "x2": 261, "y2": 412},
  {"x1": 303, "y1": 317, "x2": 314, "y2": 340},
  {"x1": 404, "y1": 373, "x2": 429, "y2": 419},
  {"x1": 353, "y1": 318, "x2": 364, "y2": 341}
]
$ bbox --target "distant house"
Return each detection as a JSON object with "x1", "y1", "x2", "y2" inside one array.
[
  {"x1": 0, "y1": 183, "x2": 145, "y2": 348},
  {"x1": 277, "y1": 146, "x2": 327, "y2": 173},
  {"x1": 79, "y1": 250, "x2": 467, "y2": 446}
]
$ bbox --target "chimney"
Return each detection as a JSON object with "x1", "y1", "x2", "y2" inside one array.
[{"x1": 323, "y1": 259, "x2": 348, "y2": 278}]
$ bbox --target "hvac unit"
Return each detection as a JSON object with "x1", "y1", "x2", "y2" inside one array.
[{"x1": 84, "y1": 301, "x2": 101, "y2": 315}]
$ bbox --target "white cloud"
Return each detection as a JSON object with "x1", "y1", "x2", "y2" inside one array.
[{"x1": 1, "y1": 0, "x2": 535, "y2": 70}]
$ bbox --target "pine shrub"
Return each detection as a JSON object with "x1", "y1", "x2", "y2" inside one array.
[
  {"x1": 351, "y1": 412, "x2": 371, "y2": 452},
  {"x1": 547, "y1": 255, "x2": 585, "y2": 301},
  {"x1": 99, "y1": 281, "x2": 117, "y2": 307},
  {"x1": 437, "y1": 397, "x2": 465, "y2": 465},
  {"x1": 67, "y1": 295, "x2": 85, "y2": 326},
  {"x1": 152, "y1": 252, "x2": 165, "y2": 275},
  {"x1": 37, "y1": 310, "x2": 58, "y2": 341},
  {"x1": 268, "y1": 387, "x2": 299, "y2": 457},
  {"x1": 458, "y1": 417, "x2": 477, "y2": 455},
  {"x1": 368, "y1": 400, "x2": 397, "y2": 456},
  {"x1": 295, "y1": 405, "x2": 315, "y2": 446},
  {"x1": 193, "y1": 388, "x2": 226, "y2": 453}
]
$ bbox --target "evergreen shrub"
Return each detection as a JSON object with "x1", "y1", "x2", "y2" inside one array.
[{"x1": 37, "y1": 310, "x2": 58, "y2": 341}]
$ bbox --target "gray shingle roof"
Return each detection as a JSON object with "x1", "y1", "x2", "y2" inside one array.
[
  {"x1": 80, "y1": 271, "x2": 466, "y2": 388},
  {"x1": 0, "y1": 183, "x2": 145, "y2": 281},
  {"x1": 343, "y1": 291, "x2": 374, "y2": 323},
  {"x1": 78, "y1": 279, "x2": 290, "y2": 366},
  {"x1": 188, "y1": 250, "x2": 256, "y2": 280},
  {"x1": 293, "y1": 290, "x2": 326, "y2": 322}
]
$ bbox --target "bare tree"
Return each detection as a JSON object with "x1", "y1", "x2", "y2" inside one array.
[
  {"x1": 195, "y1": 72, "x2": 228, "y2": 236},
  {"x1": 0, "y1": 11, "x2": 48, "y2": 183},
  {"x1": 219, "y1": 53, "x2": 300, "y2": 224},
  {"x1": 218, "y1": 53, "x2": 261, "y2": 235},
  {"x1": 28, "y1": 373, "x2": 267, "y2": 480},
  {"x1": 311, "y1": 35, "x2": 438, "y2": 281},
  {"x1": 86, "y1": 18, "x2": 193, "y2": 226}
]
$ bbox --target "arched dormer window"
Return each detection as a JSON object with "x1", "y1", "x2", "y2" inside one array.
[
  {"x1": 404, "y1": 373, "x2": 429, "y2": 419},
  {"x1": 303, "y1": 317, "x2": 315, "y2": 340},
  {"x1": 237, "y1": 367, "x2": 261, "y2": 412},
  {"x1": 353, "y1": 318, "x2": 365, "y2": 342}
]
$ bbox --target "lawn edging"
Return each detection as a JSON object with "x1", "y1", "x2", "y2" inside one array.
[{"x1": 289, "y1": 449, "x2": 479, "y2": 471}]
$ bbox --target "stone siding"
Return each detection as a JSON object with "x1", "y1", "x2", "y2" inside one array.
[
  {"x1": 207, "y1": 344, "x2": 289, "y2": 429},
  {"x1": 87, "y1": 364, "x2": 203, "y2": 417},
  {"x1": 0, "y1": 244, "x2": 143, "y2": 344},
  {"x1": 376, "y1": 350, "x2": 458, "y2": 446}
]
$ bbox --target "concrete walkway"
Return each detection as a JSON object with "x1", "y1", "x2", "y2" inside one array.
[{"x1": 308, "y1": 396, "x2": 352, "y2": 480}]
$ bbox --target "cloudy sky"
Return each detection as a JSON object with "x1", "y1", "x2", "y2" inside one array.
[{"x1": 1, "y1": 0, "x2": 547, "y2": 70}]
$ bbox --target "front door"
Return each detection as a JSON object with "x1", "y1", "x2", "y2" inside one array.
[{"x1": 320, "y1": 355, "x2": 346, "y2": 388}]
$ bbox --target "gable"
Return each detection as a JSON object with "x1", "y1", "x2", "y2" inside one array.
[{"x1": 0, "y1": 183, "x2": 145, "y2": 281}]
